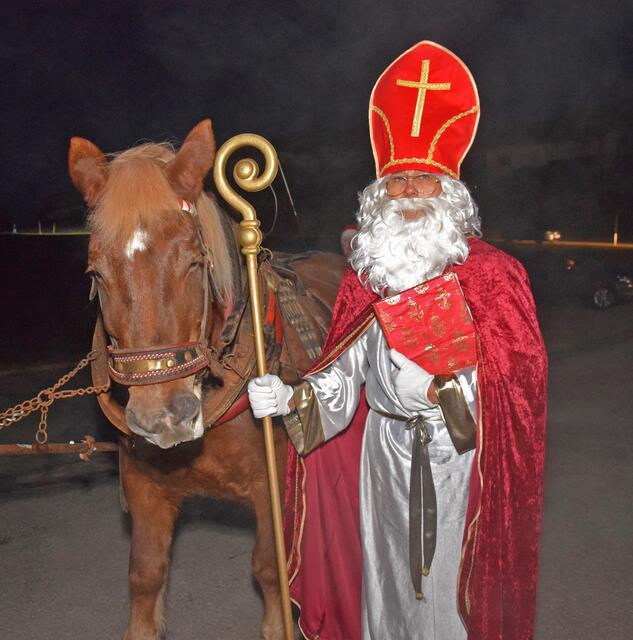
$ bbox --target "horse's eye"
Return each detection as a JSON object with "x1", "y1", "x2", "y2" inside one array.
[{"x1": 188, "y1": 259, "x2": 205, "y2": 273}]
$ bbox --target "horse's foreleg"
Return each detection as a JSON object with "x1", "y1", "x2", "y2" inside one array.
[
  {"x1": 251, "y1": 485, "x2": 286, "y2": 640},
  {"x1": 121, "y1": 459, "x2": 181, "y2": 640}
]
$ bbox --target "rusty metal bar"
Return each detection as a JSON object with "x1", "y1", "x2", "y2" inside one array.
[{"x1": 0, "y1": 437, "x2": 118, "y2": 460}]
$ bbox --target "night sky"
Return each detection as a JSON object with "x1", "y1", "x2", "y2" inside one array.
[{"x1": 2, "y1": 0, "x2": 633, "y2": 247}]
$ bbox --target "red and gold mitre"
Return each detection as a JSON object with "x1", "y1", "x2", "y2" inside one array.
[{"x1": 369, "y1": 40, "x2": 480, "y2": 179}]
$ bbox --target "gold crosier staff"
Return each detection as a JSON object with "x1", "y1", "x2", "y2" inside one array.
[{"x1": 213, "y1": 134, "x2": 294, "y2": 640}]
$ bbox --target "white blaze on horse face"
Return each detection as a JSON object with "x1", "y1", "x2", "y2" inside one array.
[{"x1": 125, "y1": 228, "x2": 149, "y2": 259}]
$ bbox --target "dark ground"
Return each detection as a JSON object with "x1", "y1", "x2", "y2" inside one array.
[{"x1": 1, "y1": 297, "x2": 632, "y2": 639}]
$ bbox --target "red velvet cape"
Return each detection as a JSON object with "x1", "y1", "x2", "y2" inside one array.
[{"x1": 284, "y1": 237, "x2": 548, "y2": 640}]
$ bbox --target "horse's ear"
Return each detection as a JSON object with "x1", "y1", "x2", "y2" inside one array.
[
  {"x1": 68, "y1": 137, "x2": 108, "y2": 208},
  {"x1": 166, "y1": 119, "x2": 216, "y2": 200}
]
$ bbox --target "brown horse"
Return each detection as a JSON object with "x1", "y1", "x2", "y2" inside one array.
[{"x1": 68, "y1": 120, "x2": 346, "y2": 639}]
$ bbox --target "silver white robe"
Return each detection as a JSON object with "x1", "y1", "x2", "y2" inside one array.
[{"x1": 305, "y1": 319, "x2": 477, "y2": 640}]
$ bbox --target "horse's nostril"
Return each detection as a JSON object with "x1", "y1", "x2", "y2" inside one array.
[
  {"x1": 126, "y1": 405, "x2": 167, "y2": 435},
  {"x1": 171, "y1": 393, "x2": 200, "y2": 423}
]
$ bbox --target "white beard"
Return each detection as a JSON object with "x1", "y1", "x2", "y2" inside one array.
[{"x1": 349, "y1": 195, "x2": 472, "y2": 295}]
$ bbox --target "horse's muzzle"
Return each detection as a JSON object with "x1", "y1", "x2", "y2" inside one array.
[{"x1": 125, "y1": 391, "x2": 203, "y2": 448}]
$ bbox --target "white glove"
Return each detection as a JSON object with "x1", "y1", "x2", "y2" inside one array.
[
  {"x1": 389, "y1": 349, "x2": 436, "y2": 413},
  {"x1": 247, "y1": 374, "x2": 294, "y2": 418}
]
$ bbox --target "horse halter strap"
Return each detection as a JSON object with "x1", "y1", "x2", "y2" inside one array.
[{"x1": 107, "y1": 199, "x2": 213, "y2": 386}]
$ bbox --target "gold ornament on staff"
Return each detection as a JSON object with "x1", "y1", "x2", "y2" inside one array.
[{"x1": 213, "y1": 134, "x2": 294, "y2": 640}]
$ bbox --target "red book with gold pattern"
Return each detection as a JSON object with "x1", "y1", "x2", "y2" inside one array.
[{"x1": 372, "y1": 271, "x2": 477, "y2": 374}]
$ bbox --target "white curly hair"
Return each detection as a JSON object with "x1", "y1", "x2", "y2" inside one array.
[{"x1": 349, "y1": 174, "x2": 481, "y2": 295}]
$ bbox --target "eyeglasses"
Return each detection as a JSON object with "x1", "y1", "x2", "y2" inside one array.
[{"x1": 385, "y1": 173, "x2": 440, "y2": 197}]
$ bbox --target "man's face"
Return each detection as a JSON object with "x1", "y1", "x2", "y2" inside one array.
[{"x1": 385, "y1": 170, "x2": 443, "y2": 221}]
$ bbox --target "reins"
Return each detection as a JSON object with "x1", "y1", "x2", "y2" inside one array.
[{"x1": 0, "y1": 351, "x2": 118, "y2": 459}]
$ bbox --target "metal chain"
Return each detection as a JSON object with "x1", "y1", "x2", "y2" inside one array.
[{"x1": 0, "y1": 351, "x2": 110, "y2": 444}]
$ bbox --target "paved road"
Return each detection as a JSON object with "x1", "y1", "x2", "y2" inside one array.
[
  {"x1": 1, "y1": 300, "x2": 632, "y2": 639},
  {"x1": 536, "y1": 303, "x2": 633, "y2": 640}
]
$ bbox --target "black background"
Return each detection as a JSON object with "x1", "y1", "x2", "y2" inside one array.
[{"x1": 1, "y1": 0, "x2": 632, "y2": 242}]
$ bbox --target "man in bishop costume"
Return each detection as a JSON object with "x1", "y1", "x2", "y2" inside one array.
[{"x1": 249, "y1": 41, "x2": 548, "y2": 640}]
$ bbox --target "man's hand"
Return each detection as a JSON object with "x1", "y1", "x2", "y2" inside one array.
[
  {"x1": 247, "y1": 374, "x2": 294, "y2": 418},
  {"x1": 389, "y1": 349, "x2": 437, "y2": 412}
]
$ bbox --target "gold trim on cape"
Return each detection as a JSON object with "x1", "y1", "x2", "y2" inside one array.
[
  {"x1": 308, "y1": 314, "x2": 376, "y2": 375},
  {"x1": 456, "y1": 350, "x2": 485, "y2": 625}
]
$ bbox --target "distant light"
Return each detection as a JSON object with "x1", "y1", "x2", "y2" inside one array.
[{"x1": 544, "y1": 230, "x2": 561, "y2": 241}]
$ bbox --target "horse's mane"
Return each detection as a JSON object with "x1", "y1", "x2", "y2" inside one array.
[{"x1": 88, "y1": 142, "x2": 238, "y2": 306}]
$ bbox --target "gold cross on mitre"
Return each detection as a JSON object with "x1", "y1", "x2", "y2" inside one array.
[{"x1": 396, "y1": 59, "x2": 451, "y2": 137}]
